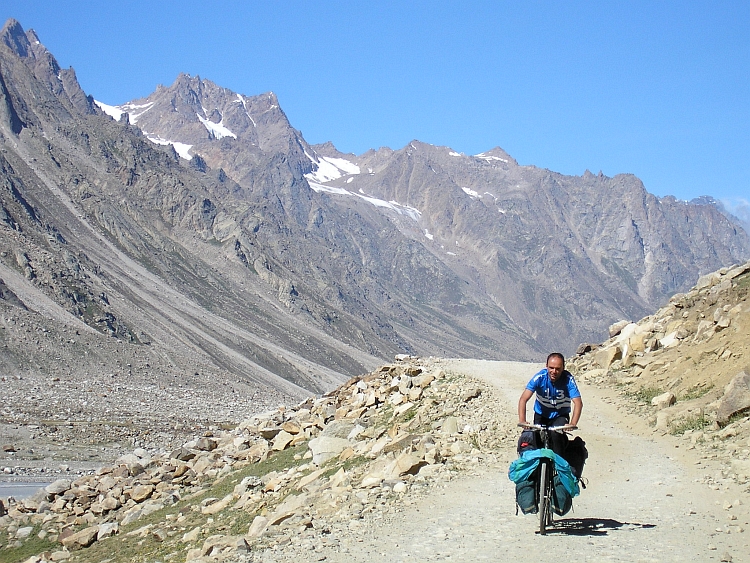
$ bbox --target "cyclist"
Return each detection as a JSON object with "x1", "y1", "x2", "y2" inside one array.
[{"x1": 517, "y1": 352, "x2": 582, "y2": 455}]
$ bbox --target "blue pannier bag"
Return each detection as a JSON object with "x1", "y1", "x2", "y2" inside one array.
[{"x1": 509, "y1": 449, "x2": 580, "y2": 515}]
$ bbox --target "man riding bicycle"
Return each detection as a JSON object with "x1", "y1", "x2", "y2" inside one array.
[{"x1": 517, "y1": 352, "x2": 582, "y2": 455}]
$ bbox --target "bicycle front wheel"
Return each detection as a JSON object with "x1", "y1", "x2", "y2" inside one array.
[{"x1": 538, "y1": 461, "x2": 549, "y2": 535}]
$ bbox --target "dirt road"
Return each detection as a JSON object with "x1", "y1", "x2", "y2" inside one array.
[{"x1": 289, "y1": 360, "x2": 749, "y2": 563}]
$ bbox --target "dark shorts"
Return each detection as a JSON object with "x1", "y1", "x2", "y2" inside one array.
[{"x1": 533, "y1": 413, "x2": 569, "y2": 455}]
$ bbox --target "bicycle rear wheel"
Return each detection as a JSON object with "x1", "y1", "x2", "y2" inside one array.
[{"x1": 538, "y1": 461, "x2": 549, "y2": 534}]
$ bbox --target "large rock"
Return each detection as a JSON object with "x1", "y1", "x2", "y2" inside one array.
[
  {"x1": 651, "y1": 392, "x2": 676, "y2": 410},
  {"x1": 608, "y1": 320, "x2": 630, "y2": 338},
  {"x1": 97, "y1": 522, "x2": 119, "y2": 540},
  {"x1": 271, "y1": 430, "x2": 294, "y2": 451},
  {"x1": 45, "y1": 479, "x2": 72, "y2": 496},
  {"x1": 594, "y1": 346, "x2": 621, "y2": 369},
  {"x1": 716, "y1": 369, "x2": 750, "y2": 427},
  {"x1": 130, "y1": 484, "x2": 154, "y2": 503},
  {"x1": 308, "y1": 436, "x2": 350, "y2": 465},
  {"x1": 61, "y1": 525, "x2": 99, "y2": 549}
]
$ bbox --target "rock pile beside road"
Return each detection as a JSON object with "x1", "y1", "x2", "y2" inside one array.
[
  {"x1": 569, "y1": 259, "x2": 750, "y2": 488},
  {"x1": 0, "y1": 357, "x2": 514, "y2": 563}
]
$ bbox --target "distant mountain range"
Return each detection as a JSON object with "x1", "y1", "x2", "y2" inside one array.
[{"x1": 1, "y1": 18, "x2": 748, "y2": 408}]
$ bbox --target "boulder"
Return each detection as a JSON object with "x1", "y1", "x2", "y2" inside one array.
[
  {"x1": 319, "y1": 420, "x2": 355, "y2": 439},
  {"x1": 45, "y1": 479, "x2": 72, "y2": 496},
  {"x1": 130, "y1": 484, "x2": 154, "y2": 503},
  {"x1": 651, "y1": 392, "x2": 677, "y2": 410},
  {"x1": 387, "y1": 451, "x2": 426, "y2": 478},
  {"x1": 659, "y1": 331, "x2": 680, "y2": 348},
  {"x1": 308, "y1": 436, "x2": 350, "y2": 465},
  {"x1": 97, "y1": 522, "x2": 119, "y2": 540},
  {"x1": 61, "y1": 525, "x2": 99, "y2": 549},
  {"x1": 271, "y1": 430, "x2": 294, "y2": 451},
  {"x1": 194, "y1": 437, "x2": 218, "y2": 451},
  {"x1": 716, "y1": 369, "x2": 750, "y2": 427},
  {"x1": 461, "y1": 388, "x2": 482, "y2": 402},
  {"x1": 608, "y1": 320, "x2": 630, "y2": 338},
  {"x1": 628, "y1": 331, "x2": 648, "y2": 353},
  {"x1": 696, "y1": 271, "x2": 721, "y2": 290},
  {"x1": 201, "y1": 494, "x2": 233, "y2": 515},
  {"x1": 594, "y1": 346, "x2": 621, "y2": 369},
  {"x1": 441, "y1": 416, "x2": 459, "y2": 435},
  {"x1": 575, "y1": 343, "x2": 597, "y2": 356},
  {"x1": 247, "y1": 515, "x2": 269, "y2": 538}
]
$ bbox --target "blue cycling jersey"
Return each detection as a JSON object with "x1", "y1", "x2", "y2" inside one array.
[{"x1": 526, "y1": 368, "x2": 581, "y2": 420}]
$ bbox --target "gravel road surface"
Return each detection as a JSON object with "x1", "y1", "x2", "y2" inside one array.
[{"x1": 289, "y1": 360, "x2": 749, "y2": 563}]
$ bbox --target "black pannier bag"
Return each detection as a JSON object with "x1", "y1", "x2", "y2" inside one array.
[
  {"x1": 551, "y1": 474, "x2": 573, "y2": 516},
  {"x1": 562, "y1": 436, "x2": 588, "y2": 478},
  {"x1": 517, "y1": 429, "x2": 540, "y2": 454}
]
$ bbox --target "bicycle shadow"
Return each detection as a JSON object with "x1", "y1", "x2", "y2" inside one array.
[{"x1": 543, "y1": 517, "x2": 656, "y2": 536}]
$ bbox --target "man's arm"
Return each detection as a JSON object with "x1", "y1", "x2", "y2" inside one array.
[
  {"x1": 518, "y1": 389, "x2": 534, "y2": 424},
  {"x1": 569, "y1": 397, "x2": 583, "y2": 426}
]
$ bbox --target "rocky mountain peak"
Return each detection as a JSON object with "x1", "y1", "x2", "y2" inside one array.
[
  {"x1": 100, "y1": 71, "x2": 312, "y2": 183},
  {"x1": 0, "y1": 19, "x2": 94, "y2": 117},
  {"x1": 474, "y1": 146, "x2": 517, "y2": 165},
  {"x1": 0, "y1": 18, "x2": 30, "y2": 58}
]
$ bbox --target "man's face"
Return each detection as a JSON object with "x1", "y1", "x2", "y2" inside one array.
[{"x1": 546, "y1": 356, "x2": 564, "y2": 382}]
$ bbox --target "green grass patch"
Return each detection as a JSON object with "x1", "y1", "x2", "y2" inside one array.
[
  {"x1": 631, "y1": 386, "x2": 664, "y2": 404},
  {"x1": 670, "y1": 414, "x2": 711, "y2": 435},
  {"x1": 726, "y1": 410, "x2": 750, "y2": 425},
  {"x1": 0, "y1": 525, "x2": 58, "y2": 563},
  {"x1": 680, "y1": 384, "x2": 714, "y2": 401}
]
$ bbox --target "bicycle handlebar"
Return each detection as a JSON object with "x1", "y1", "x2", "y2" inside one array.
[{"x1": 517, "y1": 423, "x2": 578, "y2": 432}]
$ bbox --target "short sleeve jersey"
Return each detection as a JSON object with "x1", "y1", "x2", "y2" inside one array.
[{"x1": 526, "y1": 368, "x2": 581, "y2": 420}]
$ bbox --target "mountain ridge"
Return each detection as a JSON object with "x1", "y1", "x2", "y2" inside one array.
[{"x1": 0, "y1": 19, "x2": 748, "y2": 442}]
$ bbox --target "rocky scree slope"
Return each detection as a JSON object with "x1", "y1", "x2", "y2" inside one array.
[
  {"x1": 569, "y1": 259, "x2": 750, "y2": 489},
  {"x1": 0, "y1": 17, "x2": 390, "y2": 434},
  {"x1": 0, "y1": 358, "x2": 515, "y2": 563}
]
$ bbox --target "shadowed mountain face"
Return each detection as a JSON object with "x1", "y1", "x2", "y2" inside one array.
[{"x1": 1, "y1": 18, "x2": 748, "y2": 413}]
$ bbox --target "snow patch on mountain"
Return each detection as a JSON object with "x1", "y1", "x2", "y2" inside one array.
[
  {"x1": 304, "y1": 153, "x2": 360, "y2": 183},
  {"x1": 95, "y1": 100, "x2": 123, "y2": 120},
  {"x1": 475, "y1": 153, "x2": 508, "y2": 163},
  {"x1": 146, "y1": 136, "x2": 193, "y2": 160},
  {"x1": 94, "y1": 100, "x2": 155, "y2": 124},
  {"x1": 462, "y1": 187, "x2": 480, "y2": 198},
  {"x1": 306, "y1": 181, "x2": 420, "y2": 221},
  {"x1": 197, "y1": 114, "x2": 237, "y2": 139},
  {"x1": 235, "y1": 94, "x2": 257, "y2": 127}
]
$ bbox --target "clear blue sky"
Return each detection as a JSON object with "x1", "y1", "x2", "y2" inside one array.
[{"x1": 3, "y1": 1, "x2": 748, "y2": 219}]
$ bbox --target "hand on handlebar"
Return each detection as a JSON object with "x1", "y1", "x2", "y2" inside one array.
[{"x1": 517, "y1": 422, "x2": 578, "y2": 432}]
